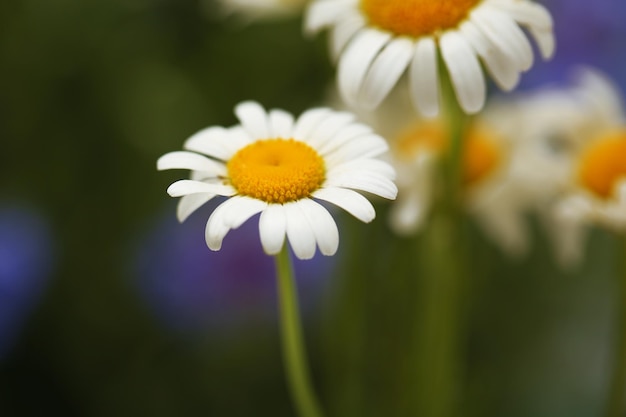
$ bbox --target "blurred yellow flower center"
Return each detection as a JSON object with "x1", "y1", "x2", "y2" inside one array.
[
  {"x1": 578, "y1": 130, "x2": 626, "y2": 198},
  {"x1": 395, "y1": 120, "x2": 501, "y2": 186},
  {"x1": 227, "y1": 139, "x2": 326, "y2": 204},
  {"x1": 360, "y1": 0, "x2": 481, "y2": 38}
]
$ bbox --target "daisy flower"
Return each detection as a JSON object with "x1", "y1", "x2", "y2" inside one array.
[
  {"x1": 305, "y1": 0, "x2": 555, "y2": 116},
  {"x1": 157, "y1": 101, "x2": 397, "y2": 260}
]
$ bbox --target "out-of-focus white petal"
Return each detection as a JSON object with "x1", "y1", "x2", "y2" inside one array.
[
  {"x1": 358, "y1": 37, "x2": 415, "y2": 110},
  {"x1": 410, "y1": 37, "x2": 440, "y2": 118},
  {"x1": 235, "y1": 101, "x2": 270, "y2": 139},
  {"x1": 330, "y1": 14, "x2": 366, "y2": 60},
  {"x1": 184, "y1": 126, "x2": 250, "y2": 161},
  {"x1": 338, "y1": 28, "x2": 391, "y2": 105},
  {"x1": 269, "y1": 108, "x2": 295, "y2": 139}
]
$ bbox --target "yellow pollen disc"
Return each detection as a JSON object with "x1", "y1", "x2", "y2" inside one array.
[
  {"x1": 360, "y1": 0, "x2": 481, "y2": 38},
  {"x1": 394, "y1": 120, "x2": 501, "y2": 186},
  {"x1": 578, "y1": 130, "x2": 626, "y2": 198},
  {"x1": 227, "y1": 138, "x2": 326, "y2": 204}
]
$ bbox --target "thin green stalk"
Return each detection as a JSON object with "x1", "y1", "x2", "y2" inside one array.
[
  {"x1": 412, "y1": 63, "x2": 469, "y2": 417},
  {"x1": 275, "y1": 247, "x2": 325, "y2": 417},
  {"x1": 605, "y1": 237, "x2": 626, "y2": 417}
]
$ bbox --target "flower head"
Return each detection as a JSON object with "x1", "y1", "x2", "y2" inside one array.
[
  {"x1": 305, "y1": 0, "x2": 555, "y2": 116},
  {"x1": 158, "y1": 101, "x2": 397, "y2": 260}
]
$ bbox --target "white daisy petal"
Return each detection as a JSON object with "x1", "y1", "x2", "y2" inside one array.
[
  {"x1": 157, "y1": 151, "x2": 226, "y2": 176},
  {"x1": 284, "y1": 202, "x2": 317, "y2": 260},
  {"x1": 338, "y1": 28, "x2": 392, "y2": 105},
  {"x1": 307, "y1": 111, "x2": 355, "y2": 148},
  {"x1": 527, "y1": 28, "x2": 555, "y2": 60},
  {"x1": 184, "y1": 126, "x2": 250, "y2": 161},
  {"x1": 471, "y1": 7, "x2": 534, "y2": 72},
  {"x1": 235, "y1": 101, "x2": 270, "y2": 139},
  {"x1": 410, "y1": 37, "x2": 440, "y2": 118},
  {"x1": 325, "y1": 171, "x2": 398, "y2": 200},
  {"x1": 204, "y1": 200, "x2": 233, "y2": 251},
  {"x1": 459, "y1": 20, "x2": 520, "y2": 91},
  {"x1": 259, "y1": 204, "x2": 287, "y2": 255},
  {"x1": 491, "y1": 0, "x2": 554, "y2": 31},
  {"x1": 293, "y1": 107, "x2": 333, "y2": 141},
  {"x1": 330, "y1": 14, "x2": 366, "y2": 60},
  {"x1": 298, "y1": 199, "x2": 339, "y2": 256},
  {"x1": 359, "y1": 37, "x2": 415, "y2": 109},
  {"x1": 222, "y1": 196, "x2": 268, "y2": 229},
  {"x1": 167, "y1": 180, "x2": 236, "y2": 197},
  {"x1": 269, "y1": 108, "x2": 295, "y2": 139},
  {"x1": 305, "y1": 0, "x2": 348, "y2": 34},
  {"x1": 324, "y1": 133, "x2": 389, "y2": 166},
  {"x1": 313, "y1": 187, "x2": 376, "y2": 223},
  {"x1": 176, "y1": 193, "x2": 215, "y2": 222},
  {"x1": 328, "y1": 158, "x2": 396, "y2": 179},
  {"x1": 317, "y1": 122, "x2": 373, "y2": 155},
  {"x1": 440, "y1": 30, "x2": 486, "y2": 114}
]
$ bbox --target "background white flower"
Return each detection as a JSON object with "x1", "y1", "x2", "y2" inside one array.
[
  {"x1": 305, "y1": 0, "x2": 555, "y2": 116},
  {"x1": 158, "y1": 101, "x2": 397, "y2": 260}
]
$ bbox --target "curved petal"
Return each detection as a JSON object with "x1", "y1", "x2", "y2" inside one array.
[
  {"x1": 313, "y1": 187, "x2": 376, "y2": 223},
  {"x1": 269, "y1": 108, "x2": 295, "y2": 139},
  {"x1": 358, "y1": 37, "x2": 415, "y2": 109},
  {"x1": 184, "y1": 126, "x2": 249, "y2": 161},
  {"x1": 167, "y1": 180, "x2": 236, "y2": 197},
  {"x1": 317, "y1": 122, "x2": 373, "y2": 155},
  {"x1": 176, "y1": 193, "x2": 215, "y2": 222},
  {"x1": 324, "y1": 171, "x2": 398, "y2": 200},
  {"x1": 259, "y1": 204, "x2": 287, "y2": 255},
  {"x1": 459, "y1": 20, "x2": 520, "y2": 91},
  {"x1": 323, "y1": 133, "x2": 389, "y2": 167},
  {"x1": 471, "y1": 7, "x2": 534, "y2": 71},
  {"x1": 235, "y1": 101, "x2": 270, "y2": 139},
  {"x1": 284, "y1": 201, "x2": 317, "y2": 260},
  {"x1": 204, "y1": 200, "x2": 232, "y2": 251},
  {"x1": 327, "y1": 158, "x2": 396, "y2": 180},
  {"x1": 330, "y1": 14, "x2": 366, "y2": 60},
  {"x1": 292, "y1": 107, "x2": 333, "y2": 142},
  {"x1": 338, "y1": 28, "x2": 392, "y2": 105},
  {"x1": 410, "y1": 37, "x2": 440, "y2": 118},
  {"x1": 440, "y1": 30, "x2": 486, "y2": 114},
  {"x1": 222, "y1": 196, "x2": 267, "y2": 229},
  {"x1": 307, "y1": 111, "x2": 355, "y2": 149},
  {"x1": 157, "y1": 151, "x2": 226, "y2": 176},
  {"x1": 298, "y1": 199, "x2": 339, "y2": 256},
  {"x1": 305, "y1": 0, "x2": 349, "y2": 34}
]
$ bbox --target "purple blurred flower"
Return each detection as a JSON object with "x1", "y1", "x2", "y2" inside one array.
[
  {"x1": 520, "y1": 0, "x2": 626, "y2": 91},
  {"x1": 133, "y1": 202, "x2": 337, "y2": 333},
  {"x1": 0, "y1": 204, "x2": 54, "y2": 358}
]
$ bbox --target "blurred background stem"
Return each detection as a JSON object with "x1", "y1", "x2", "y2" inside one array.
[
  {"x1": 412, "y1": 66, "x2": 468, "y2": 417},
  {"x1": 605, "y1": 237, "x2": 626, "y2": 417},
  {"x1": 275, "y1": 247, "x2": 325, "y2": 417}
]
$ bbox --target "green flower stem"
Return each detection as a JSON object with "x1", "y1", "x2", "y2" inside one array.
[
  {"x1": 412, "y1": 65, "x2": 469, "y2": 417},
  {"x1": 275, "y1": 247, "x2": 325, "y2": 417},
  {"x1": 605, "y1": 237, "x2": 626, "y2": 417}
]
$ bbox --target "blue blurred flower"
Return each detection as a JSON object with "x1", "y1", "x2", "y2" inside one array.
[
  {"x1": 0, "y1": 204, "x2": 54, "y2": 358},
  {"x1": 133, "y1": 202, "x2": 337, "y2": 333},
  {"x1": 521, "y1": 0, "x2": 626, "y2": 91}
]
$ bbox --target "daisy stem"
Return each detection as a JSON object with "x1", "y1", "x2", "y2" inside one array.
[
  {"x1": 275, "y1": 247, "x2": 325, "y2": 417},
  {"x1": 605, "y1": 237, "x2": 626, "y2": 417}
]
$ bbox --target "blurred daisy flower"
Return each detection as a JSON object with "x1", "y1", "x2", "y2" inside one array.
[
  {"x1": 158, "y1": 100, "x2": 397, "y2": 260},
  {"x1": 305, "y1": 0, "x2": 555, "y2": 116},
  {"x1": 216, "y1": 0, "x2": 310, "y2": 20},
  {"x1": 550, "y1": 70, "x2": 626, "y2": 262}
]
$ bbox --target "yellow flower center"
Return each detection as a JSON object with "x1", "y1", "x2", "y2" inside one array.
[
  {"x1": 577, "y1": 130, "x2": 626, "y2": 199},
  {"x1": 394, "y1": 120, "x2": 501, "y2": 186},
  {"x1": 227, "y1": 139, "x2": 326, "y2": 204},
  {"x1": 360, "y1": 0, "x2": 481, "y2": 38}
]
